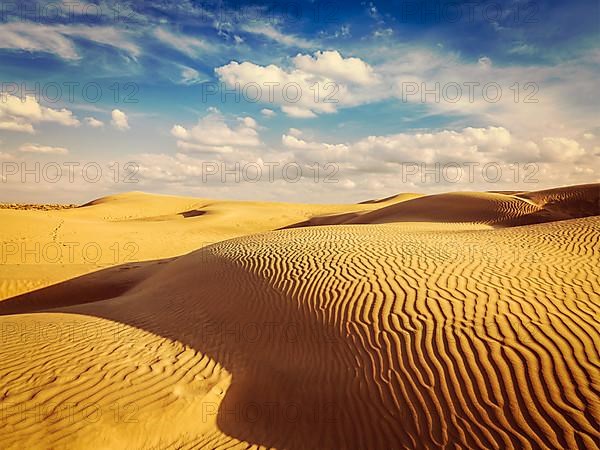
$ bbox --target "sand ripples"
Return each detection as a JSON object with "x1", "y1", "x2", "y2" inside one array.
[{"x1": 0, "y1": 187, "x2": 598, "y2": 449}]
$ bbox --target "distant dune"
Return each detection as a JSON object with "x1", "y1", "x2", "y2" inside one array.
[
  {"x1": 287, "y1": 183, "x2": 599, "y2": 228},
  {"x1": 358, "y1": 192, "x2": 424, "y2": 204},
  {"x1": 0, "y1": 183, "x2": 598, "y2": 449},
  {"x1": 0, "y1": 192, "x2": 376, "y2": 300}
]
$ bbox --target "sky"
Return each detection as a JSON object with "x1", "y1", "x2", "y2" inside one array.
[{"x1": 0, "y1": 0, "x2": 598, "y2": 203}]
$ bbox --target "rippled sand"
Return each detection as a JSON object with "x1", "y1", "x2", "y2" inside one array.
[{"x1": 0, "y1": 184, "x2": 598, "y2": 449}]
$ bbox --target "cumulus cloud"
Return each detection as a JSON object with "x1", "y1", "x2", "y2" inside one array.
[
  {"x1": 536, "y1": 137, "x2": 586, "y2": 162},
  {"x1": 240, "y1": 116, "x2": 258, "y2": 129},
  {"x1": 111, "y1": 109, "x2": 130, "y2": 131},
  {"x1": 292, "y1": 51, "x2": 378, "y2": 85},
  {"x1": 261, "y1": 108, "x2": 276, "y2": 117},
  {"x1": 282, "y1": 134, "x2": 350, "y2": 163},
  {"x1": 282, "y1": 126, "x2": 590, "y2": 171},
  {"x1": 217, "y1": 45, "x2": 598, "y2": 135},
  {"x1": 7, "y1": 124, "x2": 593, "y2": 204},
  {"x1": 171, "y1": 110, "x2": 261, "y2": 153},
  {"x1": 19, "y1": 143, "x2": 69, "y2": 155},
  {"x1": 216, "y1": 50, "x2": 379, "y2": 118},
  {"x1": 84, "y1": 117, "x2": 104, "y2": 128},
  {"x1": 133, "y1": 123, "x2": 598, "y2": 203},
  {"x1": 0, "y1": 94, "x2": 80, "y2": 133}
]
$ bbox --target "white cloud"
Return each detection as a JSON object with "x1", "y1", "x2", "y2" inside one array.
[
  {"x1": 340, "y1": 179, "x2": 357, "y2": 189},
  {"x1": 241, "y1": 24, "x2": 314, "y2": 48},
  {"x1": 111, "y1": 109, "x2": 130, "y2": 131},
  {"x1": 5, "y1": 123, "x2": 596, "y2": 204},
  {"x1": 282, "y1": 134, "x2": 349, "y2": 159},
  {"x1": 19, "y1": 143, "x2": 69, "y2": 155},
  {"x1": 133, "y1": 123, "x2": 599, "y2": 202},
  {"x1": 0, "y1": 94, "x2": 80, "y2": 133},
  {"x1": 0, "y1": 120, "x2": 35, "y2": 133},
  {"x1": 370, "y1": 47, "x2": 600, "y2": 137},
  {"x1": 240, "y1": 116, "x2": 258, "y2": 129},
  {"x1": 282, "y1": 126, "x2": 590, "y2": 170},
  {"x1": 171, "y1": 110, "x2": 261, "y2": 153},
  {"x1": 478, "y1": 56, "x2": 492, "y2": 69},
  {"x1": 260, "y1": 108, "x2": 276, "y2": 117},
  {"x1": 179, "y1": 66, "x2": 205, "y2": 85},
  {"x1": 154, "y1": 28, "x2": 211, "y2": 57},
  {"x1": 64, "y1": 25, "x2": 140, "y2": 58},
  {"x1": 281, "y1": 106, "x2": 318, "y2": 118},
  {"x1": 373, "y1": 28, "x2": 393, "y2": 38},
  {"x1": 0, "y1": 23, "x2": 139, "y2": 60},
  {"x1": 537, "y1": 137, "x2": 586, "y2": 162},
  {"x1": 292, "y1": 51, "x2": 378, "y2": 85},
  {"x1": 508, "y1": 43, "x2": 537, "y2": 55},
  {"x1": 219, "y1": 46, "x2": 599, "y2": 136},
  {"x1": 84, "y1": 117, "x2": 104, "y2": 128},
  {"x1": 216, "y1": 51, "x2": 378, "y2": 118},
  {"x1": 0, "y1": 22, "x2": 77, "y2": 59}
]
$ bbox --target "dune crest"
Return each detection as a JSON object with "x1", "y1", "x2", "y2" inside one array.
[{"x1": 287, "y1": 183, "x2": 599, "y2": 228}]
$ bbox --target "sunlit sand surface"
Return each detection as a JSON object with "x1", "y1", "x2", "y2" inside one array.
[{"x1": 0, "y1": 184, "x2": 598, "y2": 449}]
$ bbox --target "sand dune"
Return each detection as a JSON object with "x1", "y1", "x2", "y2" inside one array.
[
  {"x1": 358, "y1": 192, "x2": 424, "y2": 205},
  {"x1": 515, "y1": 183, "x2": 600, "y2": 220},
  {"x1": 0, "y1": 192, "x2": 376, "y2": 300},
  {"x1": 349, "y1": 191, "x2": 541, "y2": 226},
  {"x1": 0, "y1": 184, "x2": 598, "y2": 449},
  {"x1": 288, "y1": 183, "x2": 600, "y2": 228}
]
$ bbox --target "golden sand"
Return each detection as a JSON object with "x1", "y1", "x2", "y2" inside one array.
[{"x1": 0, "y1": 184, "x2": 598, "y2": 449}]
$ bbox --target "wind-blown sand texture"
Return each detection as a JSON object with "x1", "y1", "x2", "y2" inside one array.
[
  {"x1": 0, "y1": 183, "x2": 598, "y2": 449},
  {"x1": 0, "y1": 192, "x2": 376, "y2": 300}
]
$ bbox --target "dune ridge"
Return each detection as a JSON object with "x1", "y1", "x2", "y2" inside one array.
[{"x1": 286, "y1": 183, "x2": 599, "y2": 228}]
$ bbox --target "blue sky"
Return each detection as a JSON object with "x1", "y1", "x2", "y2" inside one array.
[{"x1": 0, "y1": 0, "x2": 598, "y2": 202}]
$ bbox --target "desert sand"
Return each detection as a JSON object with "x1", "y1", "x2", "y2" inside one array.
[{"x1": 0, "y1": 184, "x2": 598, "y2": 449}]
